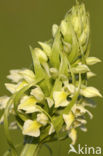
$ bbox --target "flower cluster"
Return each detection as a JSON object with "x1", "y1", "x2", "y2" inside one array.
[{"x1": 0, "y1": 2, "x2": 102, "y2": 152}]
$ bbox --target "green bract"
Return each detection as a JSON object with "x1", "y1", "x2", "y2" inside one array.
[{"x1": 0, "y1": 1, "x2": 102, "y2": 156}]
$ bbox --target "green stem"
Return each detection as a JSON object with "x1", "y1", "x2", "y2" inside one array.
[
  {"x1": 20, "y1": 143, "x2": 40, "y2": 156},
  {"x1": 4, "y1": 95, "x2": 17, "y2": 156}
]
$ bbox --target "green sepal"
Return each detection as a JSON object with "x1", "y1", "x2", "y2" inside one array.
[
  {"x1": 39, "y1": 78, "x2": 52, "y2": 97},
  {"x1": 50, "y1": 78, "x2": 62, "y2": 98},
  {"x1": 68, "y1": 30, "x2": 79, "y2": 63},
  {"x1": 59, "y1": 53, "x2": 69, "y2": 77},
  {"x1": 30, "y1": 46, "x2": 46, "y2": 82},
  {"x1": 50, "y1": 29, "x2": 62, "y2": 69},
  {"x1": 51, "y1": 116, "x2": 63, "y2": 133}
]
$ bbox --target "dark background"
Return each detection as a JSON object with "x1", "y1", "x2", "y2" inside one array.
[{"x1": 0, "y1": 0, "x2": 103, "y2": 155}]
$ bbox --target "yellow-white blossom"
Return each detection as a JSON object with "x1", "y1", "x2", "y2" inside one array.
[
  {"x1": 64, "y1": 81, "x2": 76, "y2": 94},
  {"x1": 18, "y1": 96, "x2": 40, "y2": 113},
  {"x1": 72, "y1": 64, "x2": 90, "y2": 74},
  {"x1": 7, "y1": 69, "x2": 35, "y2": 83},
  {"x1": 72, "y1": 104, "x2": 93, "y2": 119},
  {"x1": 23, "y1": 120, "x2": 41, "y2": 137},
  {"x1": 37, "y1": 113, "x2": 48, "y2": 126},
  {"x1": 87, "y1": 71, "x2": 96, "y2": 79},
  {"x1": 53, "y1": 90, "x2": 69, "y2": 108},
  {"x1": 69, "y1": 128, "x2": 77, "y2": 145},
  {"x1": 80, "y1": 87, "x2": 102, "y2": 98},
  {"x1": 86, "y1": 57, "x2": 101, "y2": 66},
  {"x1": 46, "y1": 97, "x2": 54, "y2": 108},
  {"x1": 18, "y1": 69, "x2": 35, "y2": 83},
  {"x1": 5, "y1": 81, "x2": 28, "y2": 94},
  {"x1": 63, "y1": 112, "x2": 75, "y2": 130},
  {"x1": 5, "y1": 83, "x2": 17, "y2": 94},
  {"x1": 31, "y1": 87, "x2": 44, "y2": 101},
  {"x1": 7, "y1": 69, "x2": 23, "y2": 83}
]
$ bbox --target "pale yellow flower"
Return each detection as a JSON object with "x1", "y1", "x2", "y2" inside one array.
[
  {"x1": 69, "y1": 128, "x2": 77, "y2": 145},
  {"x1": 72, "y1": 104, "x2": 93, "y2": 119},
  {"x1": 80, "y1": 87, "x2": 102, "y2": 98},
  {"x1": 5, "y1": 81, "x2": 28, "y2": 94},
  {"x1": 63, "y1": 112, "x2": 74, "y2": 130},
  {"x1": 31, "y1": 87, "x2": 44, "y2": 101},
  {"x1": 53, "y1": 90, "x2": 69, "y2": 108},
  {"x1": 23, "y1": 120, "x2": 41, "y2": 137},
  {"x1": 49, "y1": 123, "x2": 55, "y2": 135},
  {"x1": 37, "y1": 113, "x2": 48, "y2": 126},
  {"x1": 7, "y1": 69, "x2": 35, "y2": 83},
  {"x1": 18, "y1": 96, "x2": 40, "y2": 113},
  {"x1": 86, "y1": 57, "x2": 101, "y2": 66}
]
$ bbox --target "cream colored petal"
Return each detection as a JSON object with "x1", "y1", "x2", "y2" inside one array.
[
  {"x1": 18, "y1": 96, "x2": 40, "y2": 113},
  {"x1": 16, "y1": 81, "x2": 28, "y2": 92},
  {"x1": 46, "y1": 97, "x2": 54, "y2": 108},
  {"x1": 38, "y1": 42, "x2": 51, "y2": 57},
  {"x1": 35, "y1": 48, "x2": 48, "y2": 63},
  {"x1": 42, "y1": 62, "x2": 50, "y2": 76},
  {"x1": 87, "y1": 72, "x2": 96, "y2": 79},
  {"x1": 19, "y1": 69, "x2": 35, "y2": 83},
  {"x1": 69, "y1": 128, "x2": 77, "y2": 145},
  {"x1": 9, "y1": 121, "x2": 18, "y2": 130},
  {"x1": 64, "y1": 81, "x2": 76, "y2": 94},
  {"x1": 73, "y1": 120, "x2": 81, "y2": 128},
  {"x1": 23, "y1": 120, "x2": 41, "y2": 137},
  {"x1": 7, "y1": 69, "x2": 23, "y2": 83},
  {"x1": 82, "y1": 101, "x2": 96, "y2": 108},
  {"x1": 76, "y1": 118, "x2": 87, "y2": 124},
  {"x1": 37, "y1": 113, "x2": 48, "y2": 126},
  {"x1": 86, "y1": 57, "x2": 101, "y2": 66},
  {"x1": 52, "y1": 24, "x2": 58, "y2": 37},
  {"x1": 63, "y1": 112, "x2": 74, "y2": 130},
  {"x1": 80, "y1": 87, "x2": 102, "y2": 98},
  {"x1": 5, "y1": 83, "x2": 17, "y2": 93},
  {"x1": 31, "y1": 87, "x2": 44, "y2": 101},
  {"x1": 72, "y1": 64, "x2": 90, "y2": 74},
  {"x1": 50, "y1": 68, "x2": 58, "y2": 79},
  {"x1": 53, "y1": 91, "x2": 69, "y2": 108},
  {"x1": 60, "y1": 20, "x2": 68, "y2": 37},
  {"x1": 80, "y1": 125, "x2": 87, "y2": 132},
  {"x1": 0, "y1": 96, "x2": 10, "y2": 109},
  {"x1": 67, "y1": 84, "x2": 76, "y2": 94},
  {"x1": 63, "y1": 41, "x2": 71, "y2": 54},
  {"x1": 72, "y1": 16, "x2": 82, "y2": 36},
  {"x1": 72, "y1": 104, "x2": 93, "y2": 119},
  {"x1": 49, "y1": 123, "x2": 55, "y2": 135},
  {"x1": 79, "y1": 31, "x2": 87, "y2": 45},
  {"x1": 5, "y1": 81, "x2": 28, "y2": 94}
]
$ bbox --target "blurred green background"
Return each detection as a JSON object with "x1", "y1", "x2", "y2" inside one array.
[{"x1": 0, "y1": 0, "x2": 103, "y2": 155}]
